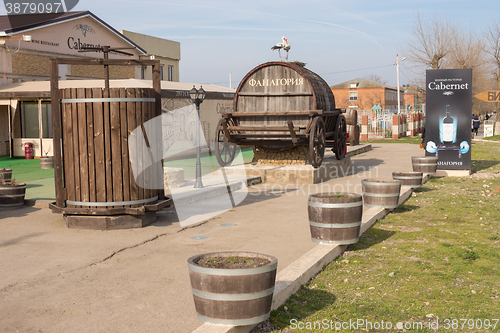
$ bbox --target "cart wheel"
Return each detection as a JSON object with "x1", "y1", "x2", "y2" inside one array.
[
  {"x1": 334, "y1": 115, "x2": 347, "y2": 160},
  {"x1": 309, "y1": 117, "x2": 325, "y2": 168},
  {"x1": 215, "y1": 118, "x2": 237, "y2": 167}
]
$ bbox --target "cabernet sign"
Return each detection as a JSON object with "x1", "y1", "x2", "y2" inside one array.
[{"x1": 425, "y1": 69, "x2": 472, "y2": 170}]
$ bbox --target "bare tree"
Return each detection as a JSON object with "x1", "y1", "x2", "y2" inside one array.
[
  {"x1": 485, "y1": 20, "x2": 500, "y2": 90},
  {"x1": 446, "y1": 28, "x2": 485, "y2": 70},
  {"x1": 405, "y1": 12, "x2": 457, "y2": 69},
  {"x1": 363, "y1": 74, "x2": 388, "y2": 85}
]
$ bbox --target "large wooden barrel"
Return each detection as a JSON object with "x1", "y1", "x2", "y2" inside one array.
[
  {"x1": 233, "y1": 61, "x2": 339, "y2": 149},
  {"x1": 307, "y1": 193, "x2": 363, "y2": 244},
  {"x1": 0, "y1": 168, "x2": 12, "y2": 183},
  {"x1": 412, "y1": 156, "x2": 438, "y2": 174},
  {"x1": 49, "y1": 87, "x2": 168, "y2": 229},
  {"x1": 362, "y1": 179, "x2": 401, "y2": 209},
  {"x1": 188, "y1": 251, "x2": 278, "y2": 325},
  {"x1": 345, "y1": 109, "x2": 358, "y2": 125},
  {"x1": 0, "y1": 183, "x2": 26, "y2": 209},
  {"x1": 392, "y1": 172, "x2": 423, "y2": 188}
]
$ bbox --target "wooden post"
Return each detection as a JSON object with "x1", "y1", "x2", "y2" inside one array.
[
  {"x1": 50, "y1": 59, "x2": 64, "y2": 208},
  {"x1": 152, "y1": 61, "x2": 165, "y2": 200}
]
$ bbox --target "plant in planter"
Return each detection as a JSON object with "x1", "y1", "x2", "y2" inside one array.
[
  {"x1": 187, "y1": 251, "x2": 278, "y2": 325},
  {"x1": 0, "y1": 173, "x2": 26, "y2": 210},
  {"x1": 308, "y1": 192, "x2": 363, "y2": 244},
  {"x1": 361, "y1": 179, "x2": 401, "y2": 209},
  {"x1": 40, "y1": 147, "x2": 54, "y2": 169}
]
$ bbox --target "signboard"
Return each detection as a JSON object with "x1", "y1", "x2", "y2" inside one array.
[
  {"x1": 484, "y1": 122, "x2": 494, "y2": 137},
  {"x1": 474, "y1": 90, "x2": 500, "y2": 102},
  {"x1": 425, "y1": 69, "x2": 472, "y2": 170}
]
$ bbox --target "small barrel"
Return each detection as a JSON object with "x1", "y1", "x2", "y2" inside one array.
[
  {"x1": 345, "y1": 109, "x2": 358, "y2": 125},
  {"x1": 0, "y1": 183, "x2": 26, "y2": 210},
  {"x1": 392, "y1": 172, "x2": 423, "y2": 188},
  {"x1": 0, "y1": 168, "x2": 12, "y2": 183},
  {"x1": 347, "y1": 125, "x2": 360, "y2": 146},
  {"x1": 362, "y1": 179, "x2": 401, "y2": 209},
  {"x1": 412, "y1": 156, "x2": 438, "y2": 174},
  {"x1": 188, "y1": 251, "x2": 278, "y2": 326},
  {"x1": 307, "y1": 192, "x2": 363, "y2": 245},
  {"x1": 40, "y1": 157, "x2": 54, "y2": 169}
]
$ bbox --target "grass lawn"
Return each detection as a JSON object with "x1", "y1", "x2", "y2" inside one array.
[
  {"x1": 483, "y1": 135, "x2": 500, "y2": 141},
  {"x1": 262, "y1": 141, "x2": 500, "y2": 332},
  {"x1": 363, "y1": 136, "x2": 421, "y2": 145}
]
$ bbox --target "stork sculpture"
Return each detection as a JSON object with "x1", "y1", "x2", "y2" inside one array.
[{"x1": 271, "y1": 36, "x2": 290, "y2": 61}]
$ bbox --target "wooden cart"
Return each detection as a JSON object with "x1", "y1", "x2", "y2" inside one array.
[{"x1": 214, "y1": 61, "x2": 347, "y2": 168}]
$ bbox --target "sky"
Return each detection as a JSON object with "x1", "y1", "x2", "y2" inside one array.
[{"x1": 3, "y1": 0, "x2": 500, "y2": 89}]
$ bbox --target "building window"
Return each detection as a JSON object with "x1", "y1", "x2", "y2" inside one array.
[
  {"x1": 350, "y1": 82, "x2": 359, "y2": 88},
  {"x1": 349, "y1": 91, "x2": 358, "y2": 101},
  {"x1": 21, "y1": 103, "x2": 52, "y2": 139},
  {"x1": 160, "y1": 65, "x2": 164, "y2": 80},
  {"x1": 141, "y1": 65, "x2": 147, "y2": 79},
  {"x1": 167, "y1": 65, "x2": 174, "y2": 81}
]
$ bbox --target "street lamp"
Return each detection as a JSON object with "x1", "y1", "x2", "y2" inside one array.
[
  {"x1": 189, "y1": 85, "x2": 206, "y2": 188},
  {"x1": 396, "y1": 54, "x2": 406, "y2": 114}
]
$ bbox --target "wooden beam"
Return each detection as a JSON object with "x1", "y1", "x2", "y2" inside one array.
[
  {"x1": 50, "y1": 59, "x2": 64, "y2": 208},
  {"x1": 227, "y1": 125, "x2": 303, "y2": 132},
  {"x1": 288, "y1": 121, "x2": 298, "y2": 144}
]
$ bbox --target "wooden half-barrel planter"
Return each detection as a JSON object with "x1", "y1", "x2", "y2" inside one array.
[
  {"x1": 411, "y1": 156, "x2": 438, "y2": 174},
  {"x1": 392, "y1": 172, "x2": 423, "y2": 189},
  {"x1": 40, "y1": 157, "x2": 54, "y2": 169},
  {"x1": 307, "y1": 192, "x2": 363, "y2": 245},
  {"x1": 361, "y1": 179, "x2": 401, "y2": 209},
  {"x1": 187, "y1": 251, "x2": 278, "y2": 326},
  {"x1": 48, "y1": 58, "x2": 171, "y2": 229},
  {"x1": 0, "y1": 168, "x2": 12, "y2": 183},
  {"x1": 0, "y1": 182, "x2": 26, "y2": 210}
]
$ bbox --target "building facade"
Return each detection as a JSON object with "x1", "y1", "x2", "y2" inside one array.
[
  {"x1": 120, "y1": 30, "x2": 180, "y2": 82},
  {"x1": 330, "y1": 78, "x2": 405, "y2": 112},
  {"x1": 0, "y1": 11, "x2": 182, "y2": 157}
]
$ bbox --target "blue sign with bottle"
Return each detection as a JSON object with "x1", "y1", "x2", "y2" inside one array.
[{"x1": 425, "y1": 69, "x2": 472, "y2": 170}]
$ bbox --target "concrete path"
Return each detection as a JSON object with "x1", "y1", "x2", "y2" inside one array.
[{"x1": 0, "y1": 143, "x2": 424, "y2": 333}]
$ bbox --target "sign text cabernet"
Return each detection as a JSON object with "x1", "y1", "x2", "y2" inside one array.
[{"x1": 248, "y1": 78, "x2": 304, "y2": 87}]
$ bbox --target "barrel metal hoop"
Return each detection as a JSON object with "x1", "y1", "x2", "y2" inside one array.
[
  {"x1": 192, "y1": 286, "x2": 274, "y2": 301},
  {"x1": 66, "y1": 196, "x2": 158, "y2": 207},
  {"x1": 196, "y1": 313, "x2": 271, "y2": 326},
  {"x1": 361, "y1": 181, "x2": 401, "y2": 186},
  {"x1": 412, "y1": 163, "x2": 437, "y2": 166},
  {"x1": 393, "y1": 176, "x2": 422, "y2": 180},
  {"x1": 0, "y1": 185, "x2": 26, "y2": 190},
  {"x1": 364, "y1": 203, "x2": 398, "y2": 209},
  {"x1": 362, "y1": 193, "x2": 400, "y2": 198},
  {"x1": 0, "y1": 194, "x2": 25, "y2": 198},
  {"x1": 188, "y1": 261, "x2": 277, "y2": 276},
  {"x1": 312, "y1": 238, "x2": 359, "y2": 245},
  {"x1": 309, "y1": 221, "x2": 361, "y2": 229},
  {"x1": 308, "y1": 201, "x2": 362, "y2": 208},
  {"x1": 61, "y1": 98, "x2": 156, "y2": 103}
]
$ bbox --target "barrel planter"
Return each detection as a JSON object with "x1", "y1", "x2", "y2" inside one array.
[
  {"x1": 347, "y1": 124, "x2": 360, "y2": 146},
  {"x1": 40, "y1": 157, "x2": 54, "y2": 169},
  {"x1": 188, "y1": 251, "x2": 278, "y2": 326},
  {"x1": 392, "y1": 172, "x2": 423, "y2": 189},
  {"x1": 0, "y1": 168, "x2": 12, "y2": 183},
  {"x1": 307, "y1": 192, "x2": 363, "y2": 245},
  {"x1": 361, "y1": 179, "x2": 401, "y2": 209},
  {"x1": 411, "y1": 156, "x2": 438, "y2": 174},
  {"x1": 0, "y1": 183, "x2": 26, "y2": 210}
]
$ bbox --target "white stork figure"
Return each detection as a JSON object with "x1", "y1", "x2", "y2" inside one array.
[{"x1": 271, "y1": 36, "x2": 290, "y2": 60}]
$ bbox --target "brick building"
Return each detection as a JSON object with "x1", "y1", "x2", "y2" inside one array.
[{"x1": 330, "y1": 78, "x2": 405, "y2": 112}]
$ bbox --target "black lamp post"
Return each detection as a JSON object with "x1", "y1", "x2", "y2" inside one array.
[{"x1": 189, "y1": 85, "x2": 206, "y2": 188}]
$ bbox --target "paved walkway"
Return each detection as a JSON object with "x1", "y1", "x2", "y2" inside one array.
[{"x1": 0, "y1": 143, "x2": 424, "y2": 333}]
